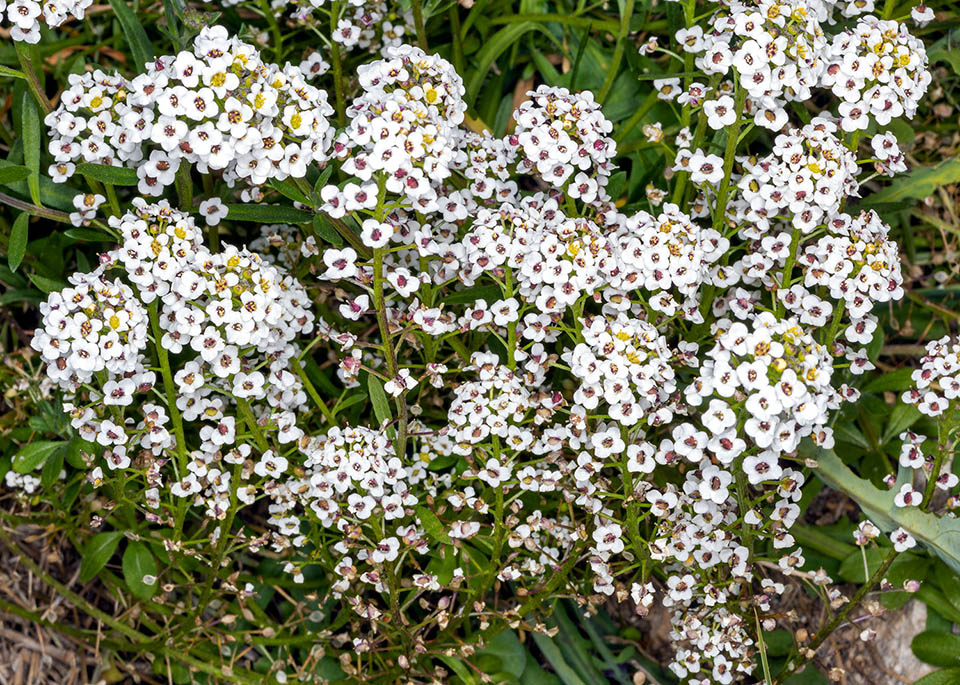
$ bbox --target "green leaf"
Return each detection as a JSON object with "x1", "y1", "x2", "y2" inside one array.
[
  {"x1": 912, "y1": 631, "x2": 960, "y2": 668},
  {"x1": 76, "y1": 162, "x2": 139, "y2": 186},
  {"x1": 437, "y1": 654, "x2": 478, "y2": 684},
  {"x1": 531, "y1": 633, "x2": 588, "y2": 685},
  {"x1": 366, "y1": 373, "x2": 392, "y2": 427},
  {"x1": 0, "y1": 165, "x2": 30, "y2": 185},
  {"x1": 122, "y1": 541, "x2": 159, "y2": 600},
  {"x1": 268, "y1": 178, "x2": 311, "y2": 205},
  {"x1": 28, "y1": 273, "x2": 67, "y2": 293},
  {"x1": 13, "y1": 440, "x2": 63, "y2": 473},
  {"x1": 783, "y1": 667, "x2": 830, "y2": 685},
  {"x1": 8, "y1": 212, "x2": 28, "y2": 271},
  {"x1": 444, "y1": 284, "x2": 503, "y2": 306},
  {"x1": 806, "y1": 443, "x2": 960, "y2": 575},
  {"x1": 40, "y1": 443, "x2": 64, "y2": 489},
  {"x1": 312, "y1": 214, "x2": 343, "y2": 247},
  {"x1": 108, "y1": 0, "x2": 155, "y2": 72},
  {"x1": 861, "y1": 368, "x2": 916, "y2": 393},
  {"x1": 21, "y1": 92, "x2": 41, "y2": 206},
  {"x1": 80, "y1": 532, "x2": 124, "y2": 582},
  {"x1": 226, "y1": 203, "x2": 312, "y2": 223},
  {"x1": 933, "y1": 561, "x2": 960, "y2": 618},
  {"x1": 880, "y1": 403, "x2": 922, "y2": 445},
  {"x1": 0, "y1": 65, "x2": 25, "y2": 80},
  {"x1": 862, "y1": 160, "x2": 960, "y2": 207},
  {"x1": 476, "y1": 630, "x2": 527, "y2": 679},
  {"x1": 415, "y1": 506, "x2": 453, "y2": 545},
  {"x1": 914, "y1": 669, "x2": 960, "y2": 685}
]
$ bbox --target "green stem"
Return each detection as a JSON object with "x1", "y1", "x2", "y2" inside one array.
[
  {"x1": 776, "y1": 226, "x2": 804, "y2": 316},
  {"x1": 330, "y1": 3, "x2": 347, "y2": 127},
  {"x1": 147, "y1": 300, "x2": 189, "y2": 539},
  {"x1": 14, "y1": 43, "x2": 52, "y2": 114},
  {"x1": 597, "y1": 0, "x2": 636, "y2": 104},
  {"x1": 775, "y1": 549, "x2": 898, "y2": 684},
  {"x1": 710, "y1": 85, "x2": 748, "y2": 231},
  {"x1": 371, "y1": 176, "x2": 408, "y2": 460},
  {"x1": 174, "y1": 164, "x2": 193, "y2": 211},
  {"x1": 411, "y1": 0, "x2": 429, "y2": 49},
  {"x1": 289, "y1": 354, "x2": 337, "y2": 426}
]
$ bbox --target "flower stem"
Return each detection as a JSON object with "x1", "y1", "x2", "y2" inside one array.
[
  {"x1": 775, "y1": 549, "x2": 898, "y2": 684},
  {"x1": 597, "y1": 0, "x2": 636, "y2": 104},
  {"x1": 411, "y1": 0, "x2": 429, "y2": 49}
]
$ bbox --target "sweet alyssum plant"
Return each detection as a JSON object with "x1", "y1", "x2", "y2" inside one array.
[{"x1": 7, "y1": 0, "x2": 956, "y2": 682}]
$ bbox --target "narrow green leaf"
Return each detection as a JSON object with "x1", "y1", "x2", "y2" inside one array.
[
  {"x1": 0, "y1": 165, "x2": 30, "y2": 185},
  {"x1": 226, "y1": 203, "x2": 313, "y2": 223},
  {"x1": 108, "y1": 0, "x2": 155, "y2": 72},
  {"x1": 881, "y1": 403, "x2": 922, "y2": 445},
  {"x1": 122, "y1": 541, "x2": 159, "y2": 600},
  {"x1": 465, "y1": 22, "x2": 556, "y2": 104},
  {"x1": 13, "y1": 440, "x2": 63, "y2": 473},
  {"x1": 862, "y1": 159, "x2": 960, "y2": 208},
  {"x1": 29, "y1": 273, "x2": 68, "y2": 293},
  {"x1": 80, "y1": 532, "x2": 124, "y2": 583},
  {"x1": 76, "y1": 162, "x2": 139, "y2": 186},
  {"x1": 268, "y1": 178, "x2": 311, "y2": 205},
  {"x1": 415, "y1": 506, "x2": 453, "y2": 544},
  {"x1": 367, "y1": 373, "x2": 392, "y2": 427},
  {"x1": 312, "y1": 214, "x2": 343, "y2": 247},
  {"x1": 0, "y1": 65, "x2": 25, "y2": 80},
  {"x1": 21, "y1": 92, "x2": 41, "y2": 206},
  {"x1": 8, "y1": 212, "x2": 28, "y2": 271},
  {"x1": 40, "y1": 444, "x2": 64, "y2": 489}
]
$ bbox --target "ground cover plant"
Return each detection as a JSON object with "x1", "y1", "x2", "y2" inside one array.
[{"x1": 2, "y1": 0, "x2": 960, "y2": 683}]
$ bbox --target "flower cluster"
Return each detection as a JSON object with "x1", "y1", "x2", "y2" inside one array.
[
  {"x1": 2, "y1": 0, "x2": 92, "y2": 43},
  {"x1": 45, "y1": 26, "x2": 334, "y2": 193},
  {"x1": 510, "y1": 86, "x2": 616, "y2": 192},
  {"x1": 823, "y1": 16, "x2": 931, "y2": 131},
  {"x1": 325, "y1": 44, "x2": 467, "y2": 214}
]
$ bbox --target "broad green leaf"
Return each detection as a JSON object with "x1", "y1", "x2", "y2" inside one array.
[
  {"x1": 366, "y1": 373, "x2": 392, "y2": 427},
  {"x1": 108, "y1": 0, "x2": 155, "y2": 72},
  {"x1": 8, "y1": 212, "x2": 28, "y2": 271},
  {"x1": 122, "y1": 541, "x2": 159, "y2": 600},
  {"x1": 76, "y1": 162, "x2": 139, "y2": 186},
  {"x1": 226, "y1": 203, "x2": 312, "y2": 223},
  {"x1": 912, "y1": 631, "x2": 960, "y2": 668},
  {"x1": 476, "y1": 631, "x2": 526, "y2": 679},
  {"x1": 415, "y1": 505, "x2": 453, "y2": 544},
  {"x1": 13, "y1": 440, "x2": 63, "y2": 473},
  {"x1": 807, "y1": 443, "x2": 960, "y2": 575},
  {"x1": 862, "y1": 160, "x2": 960, "y2": 207},
  {"x1": 0, "y1": 165, "x2": 30, "y2": 185},
  {"x1": 80, "y1": 531, "x2": 124, "y2": 582},
  {"x1": 933, "y1": 561, "x2": 960, "y2": 618},
  {"x1": 40, "y1": 443, "x2": 64, "y2": 488},
  {"x1": 21, "y1": 92, "x2": 41, "y2": 206}
]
